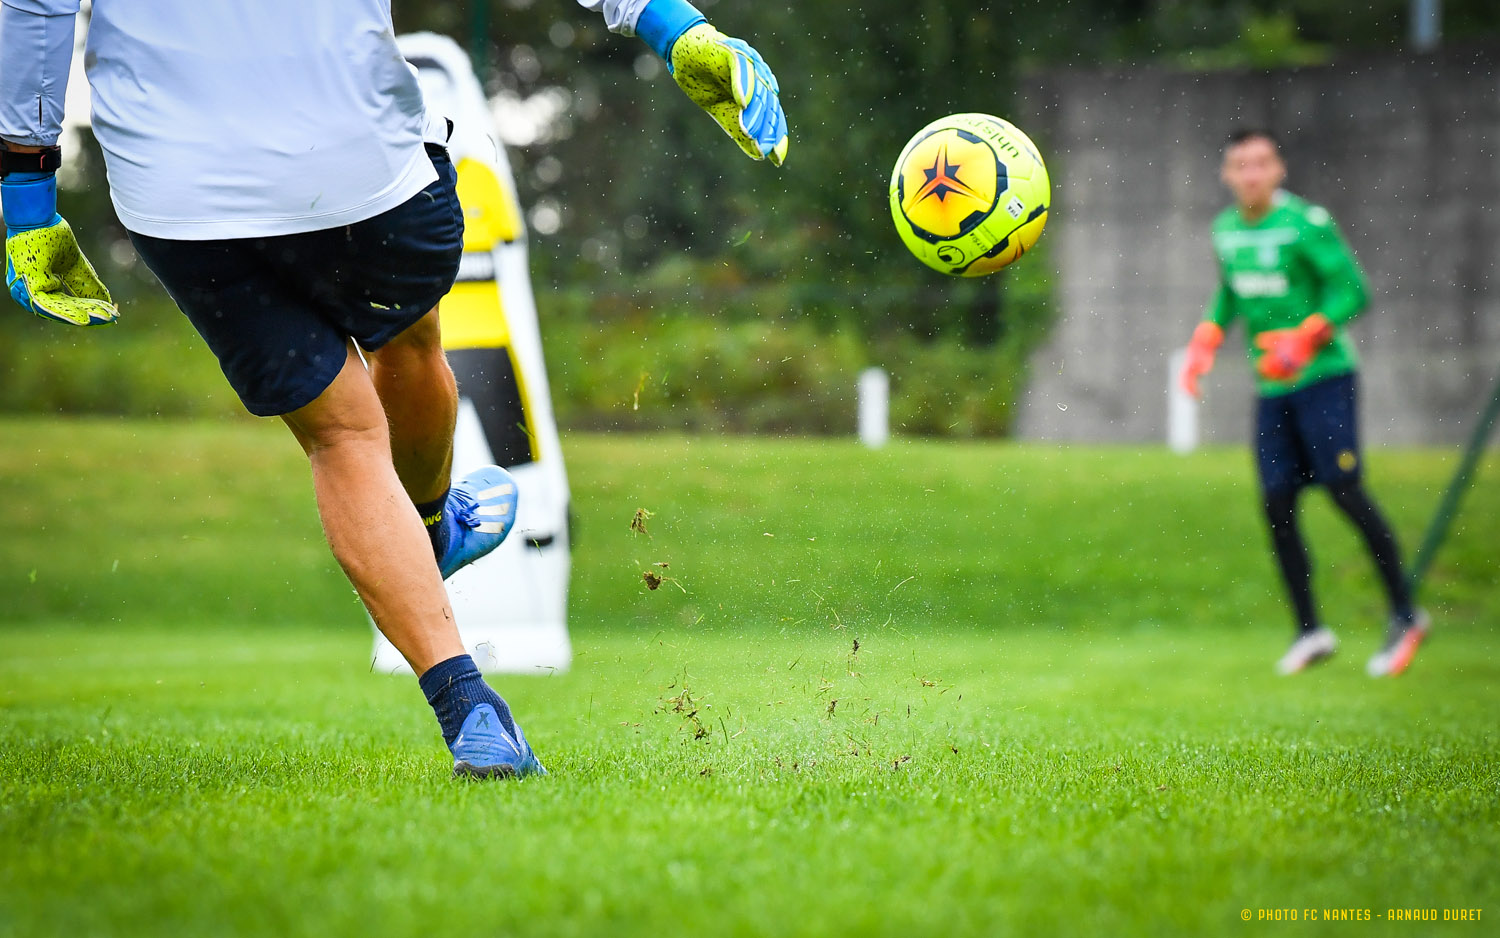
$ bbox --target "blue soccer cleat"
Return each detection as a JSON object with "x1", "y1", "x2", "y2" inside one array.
[
  {"x1": 451, "y1": 703, "x2": 547, "y2": 779},
  {"x1": 437, "y1": 466, "x2": 519, "y2": 580}
]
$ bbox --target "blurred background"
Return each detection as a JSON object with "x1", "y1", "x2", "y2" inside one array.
[{"x1": 3, "y1": 0, "x2": 1497, "y2": 442}]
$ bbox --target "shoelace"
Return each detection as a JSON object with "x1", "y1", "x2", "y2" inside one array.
[{"x1": 449, "y1": 486, "x2": 482, "y2": 530}]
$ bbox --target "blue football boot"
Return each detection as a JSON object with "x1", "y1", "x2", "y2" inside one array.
[
  {"x1": 451, "y1": 704, "x2": 547, "y2": 779},
  {"x1": 437, "y1": 466, "x2": 519, "y2": 580}
]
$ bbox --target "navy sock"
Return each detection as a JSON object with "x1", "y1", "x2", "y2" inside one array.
[
  {"x1": 418, "y1": 654, "x2": 517, "y2": 746},
  {"x1": 414, "y1": 489, "x2": 452, "y2": 563}
]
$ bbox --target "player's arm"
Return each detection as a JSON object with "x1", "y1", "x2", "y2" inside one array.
[
  {"x1": 1300, "y1": 207, "x2": 1370, "y2": 326},
  {"x1": 0, "y1": 0, "x2": 117, "y2": 325},
  {"x1": 1253, "y1": 207, "x2": 1365, "y2": 380},
  {"x1": 1178, "y1": 273, "x2": 1235, "y2": 399},
  {"x1": 575, "y1": 0, "x2": 788, "y2": 166}
]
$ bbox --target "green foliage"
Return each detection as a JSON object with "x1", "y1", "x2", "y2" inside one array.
[
  {"x1": 544, "y1": 310, "x2": 863, "y2": 433},
  {"x1": 541, "y1": 307, "x2": 1049, "y2": 437},
  {"x1": 536, "y1": 223, "x2": 1056, "y2": 437},
  {"x1": 540, "y1": 254, "x2": 1053, "y2": 437},
  {"x1": 878, "y1": 334, "x2": 1031, "y2": 437},
  {"x1": 2, "y1": 420, "x2": 1498, "y2": 937},
  {"x1": 0, "y1": 297, "x2": 242, "y2": 418},
  {"x1": 1175, "y1": 11, "x2": 1330, "y2": 69}
]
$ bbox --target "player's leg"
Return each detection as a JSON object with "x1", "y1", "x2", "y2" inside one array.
[
  {"x1": 312, "y1": 146, "x2": 538, "y2": 773},
  {"x1": 1264, "y1": 488, "x2": 1318, "y2": 632},
  {"x1": 1256, "y1": 390, "x2": 1336, "y2": 673},
  {"x1": 367, "y1": 308, "x2": 456, "y2": 505},
  {"x1": 339, "y1": 142, "x2": 464, "y2": 510},
  {"x1": 1328, "y1": 480, "x2": 1430, "y2": 675},
  {"x1": 1326, "y1": 481, "x2": 1414, "y2": 620},
  {"x1": 332, "y1": 145, "x2": 520, "y2": 577},
  {"x1": 282, "y1": 346, "x2": 542, "y2": 775},
  {"x1": 280, "y1": 343, "x2": 464, "y2": 672},
  {"x1": 1264, "y1": 487, "x2": 1337, "y2": 673},
  {"x1": 1298, "y1": 374, "x2": 1429, "y2": 676},
  {"x1": 366, "y1": 307, "x2": 519, "y2": 576},
  {"x1": 129, "y1": 227, "x2": 542, "y2": 778}
]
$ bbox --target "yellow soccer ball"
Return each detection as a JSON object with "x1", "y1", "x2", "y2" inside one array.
[{"x1": 889, "y1": 113, "x2": 1050, "y2": 277}]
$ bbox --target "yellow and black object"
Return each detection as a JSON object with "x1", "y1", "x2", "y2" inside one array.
[{"x1": 442, "y1": 157, "x2": 538, "y2": 469}]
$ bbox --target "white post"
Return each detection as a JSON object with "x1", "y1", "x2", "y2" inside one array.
[
  {"x1": 858, "y1": 367, "x2": 890, "y2": 449},
  {"x1": 1410, "y1": 0, "x2": 1441, "y2": 52},
  {"x1": 1168, "y1": 348, "x2": 1199, "y2": 454}
]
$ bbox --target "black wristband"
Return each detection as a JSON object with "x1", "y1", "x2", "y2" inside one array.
[{"x1": 0, "y1": 146, "x2": 63, "y2": 175}]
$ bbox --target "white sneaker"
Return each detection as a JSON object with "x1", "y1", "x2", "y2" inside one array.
[{"x1": 1276, "y1": 627, "x2": 1338, "y2": 675}]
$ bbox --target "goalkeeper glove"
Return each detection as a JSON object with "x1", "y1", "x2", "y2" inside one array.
[
  {"x1": 636, "y1": 0, "x2": 789, "y2": 166},
  {"x1": 2, "y1": 147, "x2": 117, "y2": 326},
  {"x1": 1254, "y1": 313, "x2": 1333, "y2": 382},
  {"x1": 1179, "y1": 321, "x2": 1224, "y2": 399}
]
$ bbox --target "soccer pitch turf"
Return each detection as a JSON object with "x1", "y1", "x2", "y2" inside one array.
[{"x1": 1, "y1": 418, "x2": 1496, "y2": 937}]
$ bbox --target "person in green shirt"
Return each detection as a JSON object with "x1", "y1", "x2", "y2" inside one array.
[{"x1": 1178, "y1": 128, "x2": 1429, "y2": 678}]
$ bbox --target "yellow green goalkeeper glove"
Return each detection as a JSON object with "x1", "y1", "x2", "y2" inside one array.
[
  {"x1": 3, "y1": 154, "x2": 118, "y2": 327},
  {"x1": 636, "y1": 0, "x2": 789, "y2": 166}
]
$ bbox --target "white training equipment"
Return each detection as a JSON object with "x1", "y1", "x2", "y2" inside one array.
[
  {"x1": 370, "y1": 33, "x2": 573, "y2": 675},
  {"x1": 1167, "y1": 347, "x2": 1200, "y2": 454},
  {"x1": 858, "y1": 367, "x2": 890, "y2": 449}
]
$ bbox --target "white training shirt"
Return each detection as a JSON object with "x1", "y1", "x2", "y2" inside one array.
[
  {"x1": 0, "y1": 0, "x2": 650, "y2": 239},
  {"x1": 577, "y1": 0, "x2": 653, "y2": 35}
]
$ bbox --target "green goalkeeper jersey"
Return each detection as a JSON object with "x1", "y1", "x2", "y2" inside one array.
[{"x1": 1205, "y1": 190, "x2": 1369, "y2": 397}]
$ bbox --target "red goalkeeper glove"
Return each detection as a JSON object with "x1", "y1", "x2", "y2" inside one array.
[
  {"x1": 1179, "y1": 321, "x2": 1224, "y2": 399},
  {"x1": 1254, "y1": 313, "x2": 1334, "y2": 382}
]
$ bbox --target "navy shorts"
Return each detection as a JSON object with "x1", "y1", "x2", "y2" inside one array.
[
  {"x1": 130, "y1": 145, "x2": 464, "y2": 416},
  {"x1": 1255, "y1": 372, "x2": 1362, "y2": 496}
]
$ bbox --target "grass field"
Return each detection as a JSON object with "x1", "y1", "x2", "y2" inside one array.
[{"x1": 1, "y1": 417, "x2": 1496, "y2": 937}]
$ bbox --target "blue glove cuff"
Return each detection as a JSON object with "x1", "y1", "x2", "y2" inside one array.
[
  {"x1": 1, "y1": 171, "x2": 59, "y2": 232},
  {"x1": 636, "y1": 0, "x2": 705, "y2": 63}
]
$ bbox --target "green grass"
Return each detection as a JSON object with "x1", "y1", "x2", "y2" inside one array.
[{"x1": 1, "y1": 418, "x2": 1497, "y2": 937}]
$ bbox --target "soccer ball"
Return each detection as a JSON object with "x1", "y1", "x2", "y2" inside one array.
[{"x1": 889, "y1": 113, "x2": 1050, "y2": 277}]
